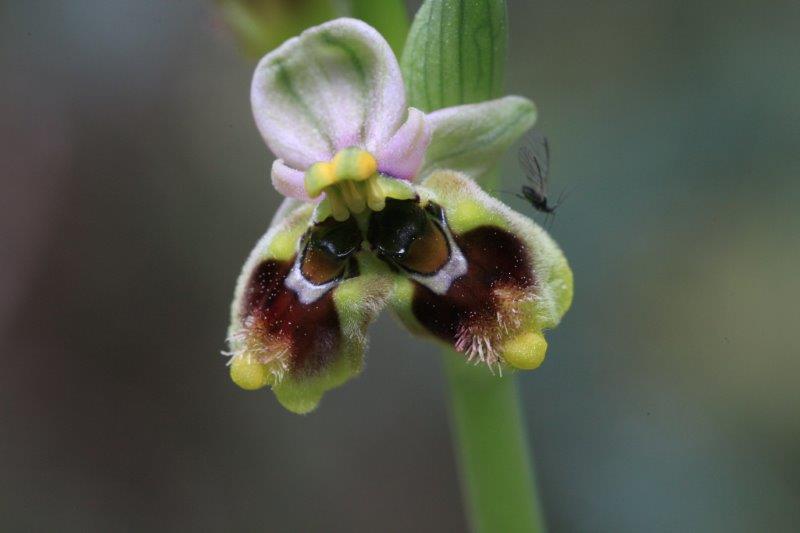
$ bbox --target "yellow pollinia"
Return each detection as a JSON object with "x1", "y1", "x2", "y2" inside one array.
[{"x1": 304, "y1": 147, "x2": 389, "y2": 221}]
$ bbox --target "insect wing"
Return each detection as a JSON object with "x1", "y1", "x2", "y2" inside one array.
[{"x1": 518, "y1": 131, "x2": 550, "y2": 195}]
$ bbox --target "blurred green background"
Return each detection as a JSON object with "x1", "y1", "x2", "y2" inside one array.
[{"x1": 2, "y1": 1, "x2": 799, "y2": 531}]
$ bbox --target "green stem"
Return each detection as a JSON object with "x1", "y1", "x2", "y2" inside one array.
[
  {"x1": 444, "y1": 350, "x2": 546, "y2": 533},
  {"x1": 400, "y1": 0, "x2": 544, "y2": 529}
]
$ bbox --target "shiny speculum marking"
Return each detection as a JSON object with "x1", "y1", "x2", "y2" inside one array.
[
  {"x1": 299, "y1": 216, "x2": 362, "y2": 285},
  {"x1": 367, "y1": 199, "x2": 467, "y2": 294},
  {"x1": 286, "y1": 215, "x2": 362, "y2": 305}
]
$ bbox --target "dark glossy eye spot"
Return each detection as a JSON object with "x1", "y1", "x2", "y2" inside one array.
[
  {"x1": 367, "y1": 199, "x2": 450, "y2": 275},
  {"x1": 309, "y1": 216, "x2": 362, "y2": 259},
  {"x1": 367, "y1": 198, "x2": 427, "y2": 261},
  {"x1": 398, "y1": 219, "x2": 449, "y2": 275},
  {"x1": 301, "y1": 246, "x2": 346, "y2": 285},
  {"x1": 300, "y1": 216, "x2": 363, "y2": 285}
]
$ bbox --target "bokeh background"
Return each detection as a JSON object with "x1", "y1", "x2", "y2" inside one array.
[{"x1": 2, "y1": 1, "x2": 799, "y2": 531}]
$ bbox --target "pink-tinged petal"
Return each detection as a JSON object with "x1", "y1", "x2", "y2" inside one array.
[
  {"x1": 271, "y1": 159, "x2": 311, "y2": 201},
  {"x1": 377, "y1": 108, "x2": 431, "y2": 181},
  {"x1": 252, "y1": 18, "x2": 406, "y2": 170}
]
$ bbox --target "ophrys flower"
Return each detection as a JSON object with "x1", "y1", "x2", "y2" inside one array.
[{"x1": 226, "y1": 18, "x2": 572, "y2": 413}]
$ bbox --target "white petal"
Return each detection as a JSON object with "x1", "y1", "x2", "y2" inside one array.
[{"x1": 252, "y1": 18, "x2": 406, "y2": 171}]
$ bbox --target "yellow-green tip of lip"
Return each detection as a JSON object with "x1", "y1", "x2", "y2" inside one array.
[
  {"x1": 230, "y1": 356, "x2": 271, "y2": 390},
  {"x1": 502, "y1": 331, "x2": 548, "y2": 370}
]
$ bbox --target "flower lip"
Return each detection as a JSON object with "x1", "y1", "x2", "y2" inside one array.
[{"x1": 228, "y1": 169, "x2": 573, "y2": 412}]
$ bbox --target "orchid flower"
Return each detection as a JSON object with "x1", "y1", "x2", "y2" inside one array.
[{"x1": 226, "y1": 18, "x2": 573, "y2": 413}]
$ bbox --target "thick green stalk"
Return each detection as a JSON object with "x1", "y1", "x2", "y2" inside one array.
[
  {"x1": 444, "y1": 352, "x2": 546, "y2": 533},
  {"x1": 402, "y1": 1, "x2": 546, "y2": 531}
]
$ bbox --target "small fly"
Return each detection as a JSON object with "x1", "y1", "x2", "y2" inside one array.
[{"x1": 516, "y1": 131, "x2": 567, "y2": 226}]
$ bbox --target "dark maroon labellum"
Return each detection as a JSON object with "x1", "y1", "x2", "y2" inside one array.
[
  {"x1": 411, "y1": 226, "x2": 534, "y2": 346},
  {"x1": 242, "y1": 258, "x2": 341, "y2": 376}
]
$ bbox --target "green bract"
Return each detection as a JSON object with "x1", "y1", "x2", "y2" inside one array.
[
  {"x1": 401, "y1": 0, "x2": 508, "y2": 110},
  {"x1": 226, "y1": 18, "x2": 572, "y2": 413}
]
